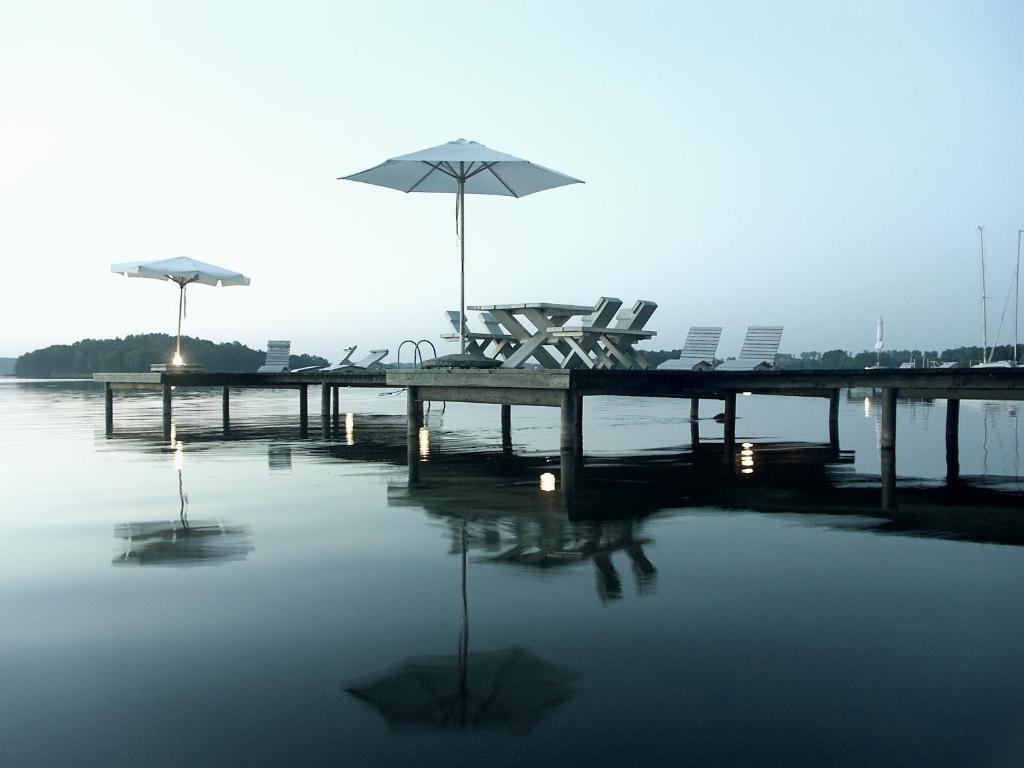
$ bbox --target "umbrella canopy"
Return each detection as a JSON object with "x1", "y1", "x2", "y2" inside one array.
[
  {"x1": 345, "y1": 646, "x2": 577, "y2": 733},
  {"x1": 111, "y1": 257, "x2": 250, "y2": 365},
  {"x1": 340, "y1": 139, "x2": 583, "y2": 356}
]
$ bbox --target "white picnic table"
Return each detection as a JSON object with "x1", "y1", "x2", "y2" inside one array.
[
  {"x1": 465, "y1": 300, "x2": 657, "y2": 370},
  {"x1": 467, "y1": 302, "x2": 595, "y2": 369}
]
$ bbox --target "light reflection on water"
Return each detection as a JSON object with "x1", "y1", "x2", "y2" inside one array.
[{"x1": 0, "y1": 379, "x2": 1022, "y2": 767}]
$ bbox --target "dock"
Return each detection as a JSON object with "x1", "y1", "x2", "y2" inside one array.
[{"x1": 96, "y1": 366, "x2": 1024, "y2": 509}]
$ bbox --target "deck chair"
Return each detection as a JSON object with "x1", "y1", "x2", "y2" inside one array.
[
  {"x1": 657, "y1": 326, "x2": 723, "y2": 371},
  {"x1": 715, "y1": 326, "x2": 783, "y2": 370},
  {"x1": 257, "y1": 340, "x2": 290, "y2": 372},
  {"x1": 288, "y1": 346, "x2": 357, "y2": 373},
  {"x1": 330, "y1": 348, "x2": 389, "y2": 372},
  {"x1": 441, "y1": 310, "x2": 518, "y2": 359},
  {"x1": 318, "y1": 346, "x2": 359, "y2": 372},
  {"x1": 550, "y1": 299, "x2": 657, "y2": 370}
]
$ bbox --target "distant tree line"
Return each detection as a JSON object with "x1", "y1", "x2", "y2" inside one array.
[
  {"x1": 15, "y1": 334, "x2": 327, "y2": 377},
  {"x1": 646, "y1": 344, "x2": 1023, "y2": 370}
]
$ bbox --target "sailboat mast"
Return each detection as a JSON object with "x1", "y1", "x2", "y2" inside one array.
[
  {"x1": 1016, "y1": 229, "x2": 1021, "y2": 367},
  {"x1": 979, "y1": 226, "x2": 990, "y2": 362}
]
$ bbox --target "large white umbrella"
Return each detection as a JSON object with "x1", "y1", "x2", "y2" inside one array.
[
  {"x1": 111, "y1": 256, "x2": 250, "y2": 365},
  {"x1": 340, "y1": 139, "x2": 583, "y2": 356}
]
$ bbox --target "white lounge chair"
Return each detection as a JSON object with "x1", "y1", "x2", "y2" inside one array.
[
  {"x1": 328, "y1": 349, "x2": 389, "y2": 372},
  {"x1": 929, "y1": 361, "x2": 959, "y2": 369},
  {"x1": 257, "y1": 340, "x2": 290, "y2": 373},
  {"x1": 657, "y1": 326, "x2": 723, "y2": 371},
  {"x1": 318, "y1": 346, "x2": 359, "y2": 372},
  {"x1": 288, "y1": 346, "x2": 357, "y2": 374},
  {"x1": 442, "y1": 310, "x2": 519, "y2": 359},
  {"x1": 715, "y1": 326, "x2": 783, "y2": 371}
]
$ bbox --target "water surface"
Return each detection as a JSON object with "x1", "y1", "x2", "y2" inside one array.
[{"x1": 1, "y1": 380, "x2": 1022, "y2": 767}]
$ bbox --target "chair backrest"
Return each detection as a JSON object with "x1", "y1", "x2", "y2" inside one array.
[
  {"x1": 737, "y1": 326, "x2": 783, "y2": 360},
  {"x1": 681, "y1": 326, "x2": 722, "y2": 359},
  {"x1": 335, "y1": 346, "x2": 357, "y2": 365},
  {"x1": 479, "y1": 312, "x2": 505, "y2": 337},
  {"x1": 445, "y1": 310, "x2": 471, "y2": 335},
  {"x1": 615, "y1": 300, "x2": 658, "y2": 331},
  {"x1": 264, "y1": 340, "x2": 291, "y2": 368},
  {"x1": 353, "y1": 349, "x2": 389, "y2": 369},
  {"x1": 584, "y1": 297, "x2": 623, "y2": 328}
]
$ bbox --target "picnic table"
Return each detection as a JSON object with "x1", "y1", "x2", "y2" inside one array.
[{"x1": 466, "y1": 300, "x2": 657, "y2": 370}]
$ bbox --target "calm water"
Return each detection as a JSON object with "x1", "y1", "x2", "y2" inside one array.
[{"x1": 1, "y1": 379, "x2": 1022, "y2": 767}]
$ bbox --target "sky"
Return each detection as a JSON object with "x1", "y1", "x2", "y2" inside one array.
[{"x1": 1, "y1": 0, "x2": 1022, "y2": 360}]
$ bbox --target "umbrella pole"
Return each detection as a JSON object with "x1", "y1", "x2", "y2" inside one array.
[
  {"x1": 459, "y1": 179, "x2": 466, "y2": 356},
  {"x1": 175, "y1": 282, "x2": 185, "y2": 363}
]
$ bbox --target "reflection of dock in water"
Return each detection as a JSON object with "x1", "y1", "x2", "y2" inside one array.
[{"x1": 113, "y1": 518, "x2": 252, "y2": 566}]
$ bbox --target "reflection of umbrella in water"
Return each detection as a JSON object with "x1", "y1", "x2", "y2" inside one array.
[
  {"x1": 344, "y1": 523, "x2": 577, "y2": 732},
  {"x1": 113, "y1": 439, "x2": 252, "y2": 566},
  {"x1": 110, "y1": 256, "x2": 250, "y2": 366}
]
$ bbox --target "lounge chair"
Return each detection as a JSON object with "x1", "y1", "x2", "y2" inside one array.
[
  {"x1": 441, "y1": 310, "x2": 519, "y2": 359},
  {"x1": 328, "y1": 349, "x2": 389, "y2": 372},
  {"x1": 549, "y1": 299, "x2": 657, "y2": 370},
  {"x1": 657, "y1": 326, "x2": 723, "y2": 371},
  {"x1": 929, "y1": 361, "x2": 959, "y2": 369},
  {"x1": 290, "y1": 346, "x2": 357, "y2": 374},
  {"x1": 257, "y1": 340, "x2": 291, "y2": 373},
  {"x1": 715, "y1": 326, "x2": 784, "y2": 371}
]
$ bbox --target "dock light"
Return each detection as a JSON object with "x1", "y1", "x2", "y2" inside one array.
[
  {"x1": 418, "y1": 427, "x2": 430, "y2": 460},
  {"x1": 741, "y1": 467, "x2": 754, "y2": 474},
  {"x1": 741, "y1": 442, "x2": 754, "y2": 449},
  {"x1": 172, "y1": 353, "x2": 184, "y2": 366},
  {"x1": 345, "y1": 413, "x2": 354, "y2": 446},
  {"x1": 741, "y1": 449, "x2": 753, "y2": 456},
  {"x1": 742, "y1": 391, "x2": 752, "y2": 396},
  {"x1": 741, "y1": 458, "x2": 754, "y2": 467},
  {"x1": 539, "y1": 472, "x2": 557, "y2": 492}
]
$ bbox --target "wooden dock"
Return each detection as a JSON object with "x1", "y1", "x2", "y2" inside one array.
[{"x1": 96, "y1": 366, "x2": 1024, "y2": 510}]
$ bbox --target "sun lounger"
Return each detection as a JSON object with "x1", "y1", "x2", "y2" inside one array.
[
  {"x1": 318, "y1": 346, "x2": 359, "y2": 372},
  {"x1": 549, "y1": 299, "x2": 658, "y2": 370},
  {"x1": 329, "y1": 349, "x2": 389, "y2": 372},
  {"x1": 441, "y1": 310, "x2": 519, "y2": 359},
  {"x1": 257, "y1": 340, "x2": 291, "y2": 372},
  {"x1": 715, "y1": 326, "x2": 783, "y2": 370},
  {"x1": 929, "y1": 361, "x2": 959, "y2": 369},
  {"x1": 288, "y1": 346, "x2": 357, "y2": 373},
  {"x1": 657, "y1": 326, "x2": 723, "y2": 371}
]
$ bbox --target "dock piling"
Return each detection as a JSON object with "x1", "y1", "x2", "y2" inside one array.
[
  {"x1": 723, "y1": 391, "x2": 736, "y2": 457},
  {"x1": 162, "y1": 384, "x2": 172, "y2": 440},
  {"x1": 104, "y1": 383, "x2": 113, "y2": 435},
  {"x1": 298, "y1": 385, "x2": 308, "y2": 434},
  {"x1": 881, "y1": 387, "x2": 897, "y2": 509},
  {"x1": 946, "y1": 398, "x2": 960, "y2": 484},
  {"x1": 828, "y1": 389, "x2": 840, "y2": 450},
  {"x1": 501, "y1": 404, "x2": 512, "y2": 451}
]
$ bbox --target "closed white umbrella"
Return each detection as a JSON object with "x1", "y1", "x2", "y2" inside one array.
[
  {"x1": 340, "y1": 139, "x2": 583, "y2": 357},
  {"x1": 111, "y1": 256, "x2": 250, "y2": 365}
]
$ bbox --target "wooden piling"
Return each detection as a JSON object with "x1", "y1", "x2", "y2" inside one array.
[
  {"x1": 320, "y1": 383, "x2": 330, "y2": 419},
  {"x1": 560, "y1": 391, "x2": 581, "y2": 454},
  {"x1": 880, "y1": 387, "x2": 897, "y2": 509},
  {"x1": 828, "y1": 389, "x2": 840, "y2": 449},
  {"x1": 104, "y1": 383, "x2": 113, "y2": 435},
  {"x1": 723, "y1": 391, "x2": 736, "y2": 456},
  {"x1": 298, "y1": 384, "x2": 308, "y2": 429},
  {"x1": 690, "y1": 397, "x2": 700, "y2": 446},
  {"x1": 162, "y1": 384, "x2": 172, "y2": 441},
  {"x1": 332, "y1": 386, "x2": 340, "y2": 417},
  {"x1": 500, "y1": 404, "x2": 512, "y2": 451},
  {"x1": 946, "y1": 398, "x2": 960, "y2": 484}
]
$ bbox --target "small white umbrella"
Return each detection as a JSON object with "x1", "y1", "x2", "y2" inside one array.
[
  {"x1": 111, "y1": 256, "x2": 250, "y2": 365},
  {"x1": 340, "y1": 139, "x2": 583, "y2": 356}
]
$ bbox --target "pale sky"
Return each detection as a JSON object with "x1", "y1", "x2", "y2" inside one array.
[{"x1": 2, "y1": 0, "x2": 1022, "y2": 360}]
